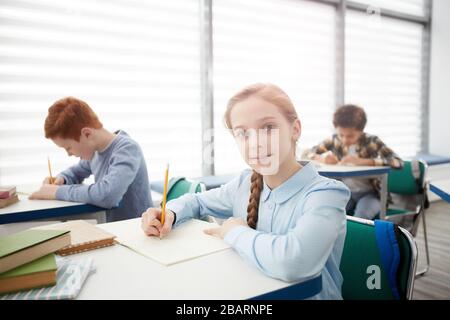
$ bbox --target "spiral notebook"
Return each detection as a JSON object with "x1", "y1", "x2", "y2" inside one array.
[{"x1": 33, "y1": 220, "x2": 116, "y2": 255}]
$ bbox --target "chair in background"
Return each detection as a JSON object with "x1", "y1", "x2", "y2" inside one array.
[{"x1": 383, "y1": 159, "x2": 430, "y2": 276}]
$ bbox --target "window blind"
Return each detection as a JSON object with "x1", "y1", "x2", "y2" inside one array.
[
  {"x1": 345, "y1": 9, "x2": 424, "y2": 157},
  {"x1": 0, "y1": 0, "x2": 430, "y2": 185},
  {"x1": 349, "y1": 0, "x2": 426, "y2": 17},
  {"x1": 0, "y1": 0, "x2": 202, "y2": 188},
  {"x1": 212, "y1": 0, "x2": 336, "y2": 174}
]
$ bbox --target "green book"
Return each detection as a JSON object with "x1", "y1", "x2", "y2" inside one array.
[
  {"x1": 0, "y1": 254, "x2": 57, "y2": 295},
  {"x1": 0, "y1": 229, "x2": 71, "y2": 274},
  {"x1": 0, "y1": 253, "x2": 57, "y2": 278}
]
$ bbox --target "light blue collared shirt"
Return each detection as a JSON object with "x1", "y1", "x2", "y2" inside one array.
[{"x1": 166, "y1": 161, "x2": 350, "y2": 299}]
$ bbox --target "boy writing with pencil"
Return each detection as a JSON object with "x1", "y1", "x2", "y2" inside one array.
[
  {"x1": 30, "y1": 97, "x2": 153, "y2": 222},
  {"x1": 305, "y1": 104, "x2": 403, "y2": 220}
]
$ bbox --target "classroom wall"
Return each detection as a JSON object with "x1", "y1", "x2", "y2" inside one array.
[{"x1": 429, "y1": 0, "x2": 450, "y2": 156}]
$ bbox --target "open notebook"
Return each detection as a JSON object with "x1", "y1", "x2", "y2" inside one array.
[{"x1": 99, "y1": 218, "x2": 230, "y2": 266}]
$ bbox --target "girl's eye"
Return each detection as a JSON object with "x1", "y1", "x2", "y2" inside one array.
[{"x1": 263, "y1": 124, "x2": 275, "y2": 132}]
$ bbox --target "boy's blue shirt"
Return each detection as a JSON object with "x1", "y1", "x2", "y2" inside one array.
[{"x1": 56, "y1": 130, "x2": 152, "y2": 222}]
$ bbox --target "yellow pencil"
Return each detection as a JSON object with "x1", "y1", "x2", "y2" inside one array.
[
  {"x1": 161, "y1": 163, "x2": 169, "y2": 226},
  {"x1": 47, "y1": 156, "x2": 54, "y2": 184}
]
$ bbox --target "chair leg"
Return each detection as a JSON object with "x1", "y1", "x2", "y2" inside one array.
[
  {"x1": 410, "y1": 214, "x2": 420, "y2": 237},
  {"x1": 415, "y1": 211, "x2": 430, "y2": 277}
]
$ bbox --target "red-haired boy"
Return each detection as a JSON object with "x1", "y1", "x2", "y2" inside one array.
[{"x1": 30, "y1": 97, "x2": 152, "y2": 222}]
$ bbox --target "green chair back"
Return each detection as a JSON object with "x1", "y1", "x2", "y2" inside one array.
[
  {"x1": 388, "y1": 160, "x2": 426, "y2": 195},
  {"x1": 340, "y1": 217, "x2": 416, "y2": 300}
]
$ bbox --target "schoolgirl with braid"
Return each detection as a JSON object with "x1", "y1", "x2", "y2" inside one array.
[{"x1": 140, "y1": 83, "x2": 351, "y2": 299}]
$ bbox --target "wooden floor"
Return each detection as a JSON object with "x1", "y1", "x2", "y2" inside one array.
[{"x1": 411, "y1": 200, "x2": 450, "y2": 299}]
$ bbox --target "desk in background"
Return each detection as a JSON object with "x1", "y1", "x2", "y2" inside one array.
[
  {"x1": 150, "y1": 164, "x2": 391, "y2": 219},
  {"x1": 317, "y1": 164, "x2": 390, "y2": 219},
  {"x1": 413, "y1": 153, "x2": 450, "y2": 202},
  {"x1": 430, "y1": 180, "x2": 450, "y2": 204},
  {"x1": 151, "y1": 174, "x2": 236, "y2": 193},
  {"x1": 413, "y1": 153, "x2": 450, "y2": 166},
  {"x1": 0, "y1": 185, "x2": 105, "y2": 225}
]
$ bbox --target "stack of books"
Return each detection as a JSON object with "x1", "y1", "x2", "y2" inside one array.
[
  {"x1": 0, "y1": 256, "x2": 95, "y2": 300},
  {"x1": 0, "y1": 186, "x2": 19, "y2": 209},
  {"x1": 0, "y1": 229, "x2": 71, "y2": 294},
  {"x1": 0, "y1": 220, "x2": 116, "y2": 297}
]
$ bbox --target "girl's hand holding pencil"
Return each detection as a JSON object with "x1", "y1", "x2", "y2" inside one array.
[
  {"x1": 141, "y1": 163, "x2": 173, "y2": 238},
  {"x1": 141, "y1": 207, "x2": 175, "y2": 238}
]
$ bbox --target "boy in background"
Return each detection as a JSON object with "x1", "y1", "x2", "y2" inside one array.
[
  {"x1": 30, "y1": 97, "x2": 152, "y2": 222},
  {"x1": 306, "y1": 104, "x2": 403, "y2": 220}
]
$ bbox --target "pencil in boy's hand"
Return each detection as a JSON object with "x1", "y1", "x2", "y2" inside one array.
[
  {"x1": 161, "y1": 163, "x2": 169, "y2": 227},
  {"x1": 47, "y1": 156, "x2": 54, "y2": 184}
]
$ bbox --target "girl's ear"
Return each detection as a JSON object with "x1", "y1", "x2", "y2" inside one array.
[{"x1": 292, "y1": 119, "x2": 301, "y2": 142}]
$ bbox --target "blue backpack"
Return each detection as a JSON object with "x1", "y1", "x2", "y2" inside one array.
[{"x1": 374, "y1": 219, "x2": 402, "y2": 299}]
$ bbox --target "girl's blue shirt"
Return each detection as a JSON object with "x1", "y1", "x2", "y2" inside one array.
[{"x1": 167, "y1": 161, "x2": 350, "y2": 299}]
